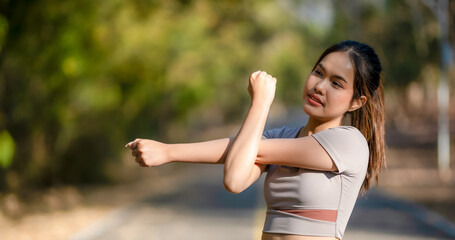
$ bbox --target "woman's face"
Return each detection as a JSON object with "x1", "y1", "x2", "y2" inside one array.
[{"x1": 302, "y1": 51, "x2": 360, "y2": 123}]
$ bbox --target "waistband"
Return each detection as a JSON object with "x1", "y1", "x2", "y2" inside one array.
[
  {"x1": 263, "y1": 209, "x2": 337, "y2": 237},
  {"x1": 276, "y1": 209, "x2": 337, "y2": 222}
]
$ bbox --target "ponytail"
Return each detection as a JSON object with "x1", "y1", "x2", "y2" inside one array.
[{"x1": 351, "y1": 81, "x2": 385, "y2": 192}]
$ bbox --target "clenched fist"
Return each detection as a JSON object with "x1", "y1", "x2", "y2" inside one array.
[
  {"x1": 248, "y1": 70, "x2": 277, "y2": 107},
  {"x1": 125, "y1": 139, "x2": 169, "y2": 167}
]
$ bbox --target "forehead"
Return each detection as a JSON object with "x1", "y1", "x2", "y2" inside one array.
[{"x1": 319, "y1": 51, "x2": 355, "y2": 82}]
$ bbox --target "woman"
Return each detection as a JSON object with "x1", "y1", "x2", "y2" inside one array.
[{"x1": 126, "y1": 40, "x2": 385, "y2": 240}]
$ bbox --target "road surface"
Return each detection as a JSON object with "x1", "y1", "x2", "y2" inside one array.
[{"x1": 70, "y1": 164, "x2": 455, "y2": 240}]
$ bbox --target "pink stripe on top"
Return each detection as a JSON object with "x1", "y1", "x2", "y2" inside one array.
[{"x1": 277, "y1": 209, "x2": 338, "y2": 222}]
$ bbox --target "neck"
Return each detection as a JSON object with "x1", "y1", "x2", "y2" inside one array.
[{"x1": 301, "y1": 117, "x2": 343, "y2": 137}]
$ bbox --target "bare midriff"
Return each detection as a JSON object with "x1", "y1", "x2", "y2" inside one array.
[{"x1": 262, "y1": 233, "x2": 338, "y2": 240}]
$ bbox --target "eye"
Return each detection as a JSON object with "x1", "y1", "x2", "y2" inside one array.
[
  {"x1": 331, "y1": 81, "x2": 342, "y2": 88},
  {"x1": 313, "y1": 69, "x2": 322, "y2": 76}
]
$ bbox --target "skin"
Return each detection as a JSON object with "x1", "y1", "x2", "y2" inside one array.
[
  {"x1": 126, "y1": 51, "x2": 366, "y2": 240},
  {"x1": 300, "y1": 51, "x2": 366, "y2": 137}
]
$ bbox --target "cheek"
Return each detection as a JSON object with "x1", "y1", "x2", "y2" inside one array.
[
  {"x1": 302, "y1": 79, "x2": 310, "y2": 95},
  {"x1": 330, "y1": 91, "x2": 354, "y2": 109},
  {"x1": 303, "y1": 76, "x2": 315, "y2": 91}
]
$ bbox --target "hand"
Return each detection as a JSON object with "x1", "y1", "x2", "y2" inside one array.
[
  {"x1": 248, "y1": 70, "x2": 276, "y2": 107},
  {"x1": 125, "y1": 139, "x2": 169, "y2": 167}
]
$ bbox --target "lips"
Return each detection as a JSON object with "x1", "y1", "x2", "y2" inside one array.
[{"x1": 308, "y1": 93, "x2": 324, "y2": 106}]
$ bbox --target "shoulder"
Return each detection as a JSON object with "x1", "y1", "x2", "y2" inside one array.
[
  {"x1": 262, "y1": 125, "x2": 302, "y2": 139},
  {"x1": 312, "y1": 126, "x2": 369, "y2": 174},
  {"x1": 313, "y1": 126, "x2": 367, "y2": 147}
]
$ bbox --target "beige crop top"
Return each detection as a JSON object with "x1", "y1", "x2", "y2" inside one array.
[{"x1": 261, "y1": 125, "x2": 369, "y2": 239}]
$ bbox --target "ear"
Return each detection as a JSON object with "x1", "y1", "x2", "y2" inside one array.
[{"x1": 348, "y1": 96, "x2": 367, "y2": 112}]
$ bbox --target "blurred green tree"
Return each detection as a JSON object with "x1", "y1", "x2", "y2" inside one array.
[
  {"x1": 0, "y1": 0, "x2": 450, "y2": 193},
  {"x1": 0, "y1": 0, "x2": 312, "y2": 192}
]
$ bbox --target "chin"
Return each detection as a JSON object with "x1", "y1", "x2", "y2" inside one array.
[
  {"x1": 302, "y1": 104, "x2": 329, "y2": 121},
  {"x1": 302, "y1": 103, "x2": 316, "y2": 117}
]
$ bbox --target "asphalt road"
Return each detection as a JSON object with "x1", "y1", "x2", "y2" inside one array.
[{"x1": 70, "y1": 164, "x2": 455, "y2": 240}]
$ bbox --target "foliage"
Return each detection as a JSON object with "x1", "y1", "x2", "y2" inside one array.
[
  {"x1": 0, "y1": 0, "x2": 450, "y2": 192},
  {"x1": 0, "y1": 131, "x2": 15, "y2": 168}
]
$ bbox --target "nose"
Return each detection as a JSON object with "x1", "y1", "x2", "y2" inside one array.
[{"x1": 314, "y1": 78, "x2": 326, "y2": 95}]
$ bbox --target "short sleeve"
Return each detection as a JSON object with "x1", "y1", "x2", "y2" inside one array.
[
  {"x1": 261, "y1": 125, "x2": 303, "y2": 172},
  {"x1": 262, "y1": 125, "x2": 303, "y2": 140},
  {"x1": 311, "y1": 126, "x2": 369, "y2": 175},
  {"x1": 262, "y1": 126, "x2": 286, "y2": 139}
]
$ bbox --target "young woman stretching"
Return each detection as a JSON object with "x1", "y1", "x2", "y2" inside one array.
[{"x1": 126, "y1": 40, "x2": 385, "y2": 240}]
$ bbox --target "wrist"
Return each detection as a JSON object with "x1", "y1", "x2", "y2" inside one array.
[
  {"x1": 250, "y1": 99, "x2": 272, "y2": 110},
  {"x1": 164, "y1": 143, "x2": 173, "y2": 163}
]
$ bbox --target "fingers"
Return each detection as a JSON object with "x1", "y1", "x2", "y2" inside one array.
[
  {"x1": 251, "y1": 70, "x2": 275, "y2": 81},
  {"x1": 125, "y1": 138, "x2": 142, "y2": 149},
  {"x1": 260, "y1": 71, "x2": 273, "y2": 79},
  {"x1": 132, "y1": 148, "x2": 139, "y2": 157},
  {"x1": 135, "y1": 156, "x2": 149, "y2": 167},
  {"x1": 250, "y1": 70, "x2": 261, "y2": 80},
  {"x1": 126, "y1": 139, "x2": 149, "y2": 167},
  {"x1": 255, "y1": 71, "x2": 267, "y2": 80},
  {"x1": 135, "y1": 155, "x2": 141, "y2": 163}
]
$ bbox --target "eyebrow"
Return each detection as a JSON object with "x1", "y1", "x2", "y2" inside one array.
[{"x1": 318, "y1": 63, "x2": 348, "y2": 84}]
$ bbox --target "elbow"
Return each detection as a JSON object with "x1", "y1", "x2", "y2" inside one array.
[{"x1": 223, "y1": 178, "x2": 246, "y2": 194}]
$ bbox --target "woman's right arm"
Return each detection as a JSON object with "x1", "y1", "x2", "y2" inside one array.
[
  {"x1": 126, "y1": 137, "x2": 234, "y2": 166},
  {"x1": 170, "y1": 138, "x2": 234, "y2": 164},
  {"x1": 126, "y1": 137, "x2": 266, "y2": 191}
]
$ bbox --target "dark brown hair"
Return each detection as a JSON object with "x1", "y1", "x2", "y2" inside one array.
[{"x1": 313, "y1": 40, "x2": 386, "y2": 192}]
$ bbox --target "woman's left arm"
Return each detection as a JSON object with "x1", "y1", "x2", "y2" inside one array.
[
  {"x1": 223, "y1": 71, "x2": 276, "y2": 194},
  {"x1": 256, "y1": 137, "x2": 338, "y2": 171}
]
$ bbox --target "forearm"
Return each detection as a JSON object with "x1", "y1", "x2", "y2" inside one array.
[
  {"x1": 168, "y1": 138, "x2": 233, "y2": 164},
  {"x1": 223, "y1": 102, "x2": 270, "y2": 192}
]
